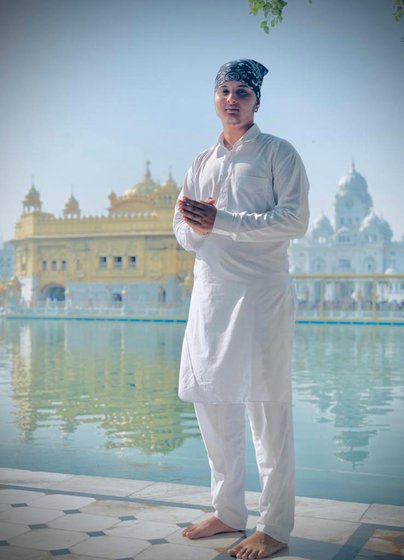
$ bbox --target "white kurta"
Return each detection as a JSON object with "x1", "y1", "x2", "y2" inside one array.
[{"x1": 173, "y1": 123, "x2": 309, "y2": 403}]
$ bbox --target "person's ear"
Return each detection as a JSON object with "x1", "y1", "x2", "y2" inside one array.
[{"x1": 254, "y1": 103, "x2": 260, "y2": 112}]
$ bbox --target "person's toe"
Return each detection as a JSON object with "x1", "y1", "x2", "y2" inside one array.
[
  {"x1": 182, "y1": 525, "x2": 193, "y2": 537},
  {"x1": 236, "y1": 545, "x2": 248, "y2": 559}
]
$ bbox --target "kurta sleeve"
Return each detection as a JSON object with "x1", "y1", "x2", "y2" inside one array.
[
  {"x1": 173, "y1": 166, "x2": 207, "y2": 253},
  {"x1": 212, "y1": 142, "x2": 309, "y2": 242}
]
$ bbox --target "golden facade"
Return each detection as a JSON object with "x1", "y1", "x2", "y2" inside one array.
[{"x1": 13, "y1": 163, "x2": 194, "y2": 307}]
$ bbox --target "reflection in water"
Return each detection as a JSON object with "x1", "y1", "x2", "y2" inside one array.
[
  {"x1": 1, "y1": 320, "x2": 198, "y2": 454},
  {"x1": 293, "y1": 325, "x2": 404, "y2": 469},
  {"x1": 0, "y1": 320, "x2": 403, "y2": 478}
]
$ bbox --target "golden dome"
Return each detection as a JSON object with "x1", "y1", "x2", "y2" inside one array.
[
  {"x1": 160, "y1": 171, "x2": 178, "y2": 193},
  {"x1": 123, "y1": 161, "x2": 159, "y2": 197},
  {"x1": 23, "y1": 184, "x2": 42, "y2": 212},
  {"x1": 63, "y1": 194, "x2": 81, "y2": 217}
]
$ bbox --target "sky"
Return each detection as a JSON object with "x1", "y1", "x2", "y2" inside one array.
[{"x1": 0, "y1": 0, "x2": 403, "y2": 243}]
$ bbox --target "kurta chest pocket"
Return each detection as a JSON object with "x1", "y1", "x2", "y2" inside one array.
[{"x1": 232, "y1": 175, "x2": 273, "y2": 213}]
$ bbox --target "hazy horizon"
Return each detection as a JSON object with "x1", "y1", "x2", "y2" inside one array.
[{"x1": 1, "y1": 0, "x2": 403, "y2": 242}]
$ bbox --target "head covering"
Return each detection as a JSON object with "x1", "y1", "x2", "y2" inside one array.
[{"x1": 215, "y1": 59, "x2": 269, "y2": 102}]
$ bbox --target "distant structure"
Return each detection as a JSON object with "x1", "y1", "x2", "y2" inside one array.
[
  {"x1": 10, "y1": 161, "x2": 404, "y2": 311},
  {"x1": 12, "y1": 164, "x2": 194, "y2": 309},
  {"x1": 289, "y1": 162, "x2": 404, "y2": 302},
  {"x1": 0, "y1": 241, "x2": 15, "y2": 282}
]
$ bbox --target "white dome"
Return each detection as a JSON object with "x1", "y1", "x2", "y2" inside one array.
[
  {"x1": 361, "y1": 210, "x2": 383, "y2": 230},
  {"x1": 360, "y1": 210, "x2": 393, "y2": 243},
  {"x1": 380, "y1": 217, "x2": 393, "y2": 242},
  {"x1": 313, "y1": 213, "x2": 332, "y2": 230},
  {"x1": 336, "y1": 226, "x2": 352, "y2": 234},
  {"x1": 310, "y1": 212, "x2": 334, "y2": 241},
  {"x1": 336, "y1": 162, "x2": 372, "y2": 207}
]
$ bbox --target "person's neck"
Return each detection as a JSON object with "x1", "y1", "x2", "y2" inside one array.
[{"x1": 222, "y1": 122, "x2": 254, "y2": 150}]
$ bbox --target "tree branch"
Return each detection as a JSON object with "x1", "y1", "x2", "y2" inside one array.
[{"x1": 247, "y1": 0, "x2": 403, "y2": 34}]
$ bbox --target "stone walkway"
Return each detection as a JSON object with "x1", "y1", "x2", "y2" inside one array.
[{"x1": 0, "y1": 468, "x2": 403, "y2": 559}]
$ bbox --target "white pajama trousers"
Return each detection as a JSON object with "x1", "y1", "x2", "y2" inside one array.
[{"x1": 194, "y1": 401, "x2": 295, "y2": 544}]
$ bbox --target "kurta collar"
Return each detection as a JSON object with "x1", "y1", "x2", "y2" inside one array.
[{"x1": 218, "y1": 123, "x2": 261, "y2": 149}]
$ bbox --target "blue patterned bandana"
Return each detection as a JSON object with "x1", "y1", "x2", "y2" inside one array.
[{"x1": 215, "y1": 59, "x2": 269, "y2": 102}]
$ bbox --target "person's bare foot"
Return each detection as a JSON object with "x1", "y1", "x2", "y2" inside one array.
[
  {"x1": 182, "y1": 516, "x2": 242, "y2": 539},
  {"x1": 228, "y1": 531, "x2": 287, "y2": 559}
]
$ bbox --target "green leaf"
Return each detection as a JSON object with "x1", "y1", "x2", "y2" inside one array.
[
  {"x1": 260, "y1": 19, "x2": 270, "y2": 33},
  {"x1": 247, "y1": 0, "x2": 403, "y2": 34}
]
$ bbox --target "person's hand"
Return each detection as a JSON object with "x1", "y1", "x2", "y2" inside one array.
[{"x1": 178, "y1": 196, "x2": 217, "y2": 235}]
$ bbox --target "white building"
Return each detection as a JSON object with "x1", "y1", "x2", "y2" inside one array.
[{"x1": 289, "y1": 163, "x2": 404, "y2": 304}]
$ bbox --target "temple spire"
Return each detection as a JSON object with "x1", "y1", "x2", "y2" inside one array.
[{"x1": 144, "y1": 160, "x2": 151, "y2": 182}]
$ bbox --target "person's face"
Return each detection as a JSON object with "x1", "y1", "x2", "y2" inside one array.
[{"x1": 214, "y1": 81, "x2": 258, "y2": 128}]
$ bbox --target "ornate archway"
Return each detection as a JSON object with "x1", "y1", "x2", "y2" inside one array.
[{"x1": 41, "y1": 284, "x2": 65, "y2": 301}]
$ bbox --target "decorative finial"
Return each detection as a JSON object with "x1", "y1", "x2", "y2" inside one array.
[
  {"x1": 351, "y1": 157, "x2": 355, "y2": 172},
  {"x1": 145, "y1": 160, "x2": 151, "y2": 181}
]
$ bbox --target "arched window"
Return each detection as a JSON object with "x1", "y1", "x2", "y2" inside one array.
[
  {"x1": 312, "y1": 257, "x2": 326, "y2": 273},
  {"x1": 337, "y1": 232, "x2": 350, "y2": 243},
  {"x1": 363, "y1": 257, "x2": 376, "y2": 273}
]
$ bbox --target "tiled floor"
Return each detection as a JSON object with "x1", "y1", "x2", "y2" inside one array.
[{"x1": 0, "y1": 468, "x2": 403, "y2": 559}]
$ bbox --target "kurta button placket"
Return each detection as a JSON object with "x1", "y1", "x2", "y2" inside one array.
[{"x1": 217, "y1": 150, "x2": 232, "y2": 209}]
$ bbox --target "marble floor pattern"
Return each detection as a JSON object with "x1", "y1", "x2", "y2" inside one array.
[{"x1": 0, "y1": 468, "x2": 403, "y2": 560}]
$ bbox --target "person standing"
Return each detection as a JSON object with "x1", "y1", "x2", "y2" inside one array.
[{"x1": 173, "y1": 59, "x2": 309, "y2": 559}]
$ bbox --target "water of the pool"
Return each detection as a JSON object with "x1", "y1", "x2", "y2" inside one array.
[{"x1": 0, "y1": 319, "x2": 403, "y2": 505}]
